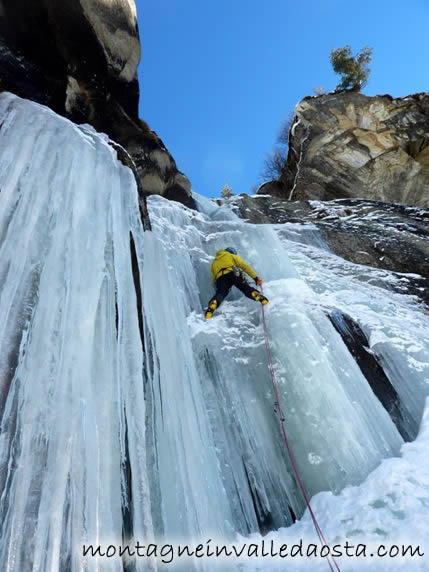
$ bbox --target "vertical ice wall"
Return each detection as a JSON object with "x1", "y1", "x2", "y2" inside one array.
[
  {"x1": 0, "y1": 93, "x2": 154, "y2": 571},
  {"x1": 276, "y1": 221, "x2": 429, "y2": 436},
  {"x1": 144, "y1": 194, "x2": 427, "y2": 543}
]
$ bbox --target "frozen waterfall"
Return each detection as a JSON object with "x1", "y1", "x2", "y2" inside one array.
[
  {"x1": 0, "y1": 93, "x2": 153, "y2": 571},
  {"x1": 0, "y1": 93, "x2": 428, "y2": 571}
]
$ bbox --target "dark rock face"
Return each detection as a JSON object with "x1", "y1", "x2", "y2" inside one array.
[
  {"x1": 262, "y1": 91, "x2": 429, "y2": 208},
  {"x1": 0, "y1": 0, "x2": 192, "y2": 206},
  {"x1": 232, "y1": 194, "x2": 429, "y2": 305},
  {"x1": 329, "y1": 310, "x2": 417, "y2": 442},
  {"x1": 0, "y1": 0, "x2": 140, "y2": 117}
]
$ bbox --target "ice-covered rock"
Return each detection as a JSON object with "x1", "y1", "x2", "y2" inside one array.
[{"x1": 232, "y1": 194, "x2": 429, "y2": 306}]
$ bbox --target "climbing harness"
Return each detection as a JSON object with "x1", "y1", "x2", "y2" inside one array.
[
  {"x1": 214, "y1": 266, "x2": 235, "y2": 280},
  {"x1": 260, "y1": 286, "x2": 342, "y2": 572}
]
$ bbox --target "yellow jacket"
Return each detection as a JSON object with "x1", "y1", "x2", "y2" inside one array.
[{"x1": 210, "y1": 250, "x2": 258, "y2": 283}]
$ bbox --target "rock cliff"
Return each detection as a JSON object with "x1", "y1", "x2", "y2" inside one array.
[
  {"x1": 260, "y1": 92, "x2": 429, "y2": 208},
  {"x1": 0, "y1": 0, "x2": 193, "y2": 206},
  {"x1": 231, "y1": 194, "x2": 429, "y2": 306}
]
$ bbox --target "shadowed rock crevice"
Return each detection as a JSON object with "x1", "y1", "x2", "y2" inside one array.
[
  {"x1": 242, "y1": 461, "x2": 276, "y2": 535},
  {"x1": 329, "y1": 310, "x2": 418, "y2": 441},
  {"x1": 121, "y1": 413, "x2": 135, "y2": 571},
  {"x1": 129, "y1": 232, "x2": 144, "y2": 347}
]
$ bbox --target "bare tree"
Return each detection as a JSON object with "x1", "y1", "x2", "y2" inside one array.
[
  {"x1": 250, "y1": 184, "x2": 259, "y2": 195},
  {"x1": 276, "y1": 111, "x2": 295, "y2": 147},
  {"x1": 261, "y1": 148, "x2": 286, "y2": 181}
]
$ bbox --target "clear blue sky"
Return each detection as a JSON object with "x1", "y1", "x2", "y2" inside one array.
[{"x1": 136, "y1": 0, "x2": 429, "y2": 197}]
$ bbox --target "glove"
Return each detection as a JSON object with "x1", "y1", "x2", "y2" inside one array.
[{"x1": 255, "y1": 276, "x2": 263, "y2": 286}]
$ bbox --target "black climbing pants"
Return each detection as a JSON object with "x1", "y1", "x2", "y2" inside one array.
[{"x1": 208, "y1": 272, "x2": 259, "y2": 308}]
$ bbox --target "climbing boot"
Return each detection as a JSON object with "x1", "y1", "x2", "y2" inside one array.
[
  {"x1": 205, "y1": 300, "x2": 217, "y2": 320},
  {"x1": 251, "y1": 290, "x2": 269, "y2": 305},
  {"x1": 251, "y1": 290, "x2": 262, "y2": 301}
]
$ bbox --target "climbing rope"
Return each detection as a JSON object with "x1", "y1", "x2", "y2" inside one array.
[{"x1": 260, "y1": 286, "x2": 342, "y2": 572}]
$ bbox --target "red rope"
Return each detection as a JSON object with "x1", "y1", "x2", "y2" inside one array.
[{"x1": 260, "y1": 286, "x2": 342, "y2": 572}]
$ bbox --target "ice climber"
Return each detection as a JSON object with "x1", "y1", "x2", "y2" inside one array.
[{"x1": 205, "y1": 247, "x2": 269, "y2": 319}]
